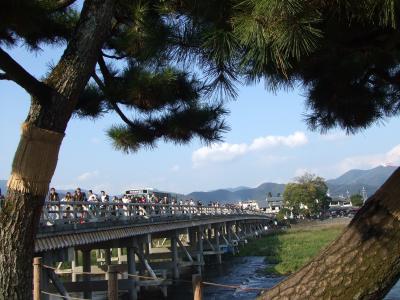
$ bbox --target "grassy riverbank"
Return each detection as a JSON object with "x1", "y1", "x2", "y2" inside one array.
[{"x1": 239, "y1": 221, "x2": 347, "y2": 275}]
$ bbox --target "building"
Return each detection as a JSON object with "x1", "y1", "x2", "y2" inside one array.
[
  {"x1": 329, "y1": 195, "x2": 352, "y2": 208},
  {"x1": 239, "y1": 200, "x2": 260, "y2": 210},
  {"x1": 265, "y1": 196, "x2": 284, "y2": 214}
]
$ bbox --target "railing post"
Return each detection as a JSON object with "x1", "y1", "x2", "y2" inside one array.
[
  {"x1": 192, "y1": 274, "x2": 202, "y2": 300},
  {"x1": 33, "y1": 257, "x2": 42, "y2": 300},
  {"x1": 107, "y1": 264, "x2": 119, "y2": 300}
]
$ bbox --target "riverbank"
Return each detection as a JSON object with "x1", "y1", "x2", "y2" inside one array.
[{"x1": 239, "y1": 218, "x2": 349, "y2": 275}]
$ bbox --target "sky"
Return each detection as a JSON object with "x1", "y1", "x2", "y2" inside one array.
[{"x1": 1, "y1": 45, "x2": 400, "y2": 195}]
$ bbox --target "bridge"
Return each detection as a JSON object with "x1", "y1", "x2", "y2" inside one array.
[{"x1": 36, "y1": 201, "x2": 273, "y2": 299}]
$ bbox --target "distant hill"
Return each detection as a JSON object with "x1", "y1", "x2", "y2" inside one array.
[
  {"x1": 188, "y1": 165, "x2": 398, "y2": 203},
  {"x1": 0, "y1": 165, "x2": 397, "y2": 201},
  {"x1": 325, "y1": 165, "x2": 397, "y2": 197},
  {"x1": 224, "y1": 186, "x2": 251, "y2": 192},
  {"x1": 326, "y1": 165, "x2": 397, "y2": 187},
  {"x1": 188, "y1": 183, "x2": 285, "y2": 204},
  {"x1": 0, "y1": 180, "x2": 6, "y2": 195}
]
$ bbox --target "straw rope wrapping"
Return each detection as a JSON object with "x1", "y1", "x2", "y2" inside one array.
[{"x1": 7, "y1": 122, "x2": 64, "y2": 196}]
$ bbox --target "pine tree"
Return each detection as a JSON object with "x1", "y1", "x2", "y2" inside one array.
[
  {"x1": 0, "y1": 0, "x2": 236, "y2": 298},
  {"x1": 232, "y1": 1, "x2": 400, "y2": 298},
  {"x1": 2, "y1": 0, "x2": 400, "y2": 299}
]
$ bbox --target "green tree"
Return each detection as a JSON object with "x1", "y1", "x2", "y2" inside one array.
[
  {"x1": 283, "y1": 173, "x2": 329, "y2": 217},
  {"x1": 0, "y1": 1, "x2": 237, "y2": 297},
  {"x1": 246, "y1": 1, "x2": 400, "y2": 299},
  {"x1": 351, "y1": 194, "x2": 364, "y2": 207},
  {"x1": 2, "y1": 1, "x2": 400, "y2": 299}
]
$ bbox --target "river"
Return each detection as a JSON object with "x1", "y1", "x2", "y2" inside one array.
[
  {"x1": 56, "y1": 256, "x2": 400, "y2": 299},
  {"x1": 164, "y1": 256, "x2": 400, "y2": 300}
]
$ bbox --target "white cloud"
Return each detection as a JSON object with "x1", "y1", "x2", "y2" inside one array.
[
  {"x1": 77, "y1": 170, "x2": 99, "y2": 181},
  {"x1": 171, "y1": 164, "x2": 180, "y2": 172},
  {"x1": 192, "y1": 131, "x2": 308, "y2": 167},
  {"x1": 338, "y1": 144, "x2": 400, "y2": 172}
]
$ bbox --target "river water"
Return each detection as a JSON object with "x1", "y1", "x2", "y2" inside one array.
[
  {"x1": 164, "y1": 256, "x2": 400, "y2": 300},
  {"x1": 59, "y1": 256, "x2": 400, "y2": 299}
]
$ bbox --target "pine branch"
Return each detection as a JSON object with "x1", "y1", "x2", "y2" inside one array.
[
  {"x1": 0, "y1": 48, "x2": 51, "y2": 102},
  {"x1": 91, "y1": 72, "x2": 105, "y2": 89},
  {"x1": 92, "y1": 71, "x2": 134, "y2": 127},
  {"x1": 0, "y1": 73, "x2": 10, "y2": 80},
  {"x1": 53, "y1": 0, "x2": 78, "y2": 10},
  {"x1": 101, "y1": 51, "x2": 126, "y2": 60},
  {"x1": 98, "y1": 55, "x2": 113, "y2": 82}
]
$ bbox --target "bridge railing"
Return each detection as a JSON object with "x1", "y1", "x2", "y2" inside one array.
[{"x1": 40, "y1": 201, "x2": 268, "y2": 226}]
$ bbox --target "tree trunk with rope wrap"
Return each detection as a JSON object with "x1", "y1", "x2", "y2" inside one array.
[
  {"x1": 0, "y1": 1, "x2": 114, "y2": 298},
  {"x1": 259, "y1": 168, "x2": 400, "y2": 300}
]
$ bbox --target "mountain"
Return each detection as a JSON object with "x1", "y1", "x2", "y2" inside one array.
[
  {"x1": 187, "y1": 183, "x2": 285, "y2": 204},
  {"x1": 224, "y1": 186, "x2": 251, "y2": 192},
  {"x1": 325, "y1": 165, "x2": 397, "y2": 196},
  {"x1": 326, "y1": 165, "x2": 397, "y2": 187},
  {"x1": 0, "y1": 165, "x2": 396, "y2": 202},
  {"x1": 0, "y1": 180, "x2": 6, "y2": 195},
  {"x1": 188, "y1": 165, "x2": 398, "y2": 203}
]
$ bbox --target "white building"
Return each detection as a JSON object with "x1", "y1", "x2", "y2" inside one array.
[
  {"x1": 265, "y1": 196, "x2": 284, "y2": 214},
  {"x1": 329, "y1": 195, "x2": 352, "y2": 208},
  {"x1": 239, "y1": 200, "x2": 260, "y2": 210}
]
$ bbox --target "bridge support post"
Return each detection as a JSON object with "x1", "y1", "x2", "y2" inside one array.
[
  {"x1": 214, "y1": 225, "x2": 222, "y2": 264},
  {"x1": 145, "y1": 234, "x2": 152, "y2": 256},
  {"x1": 71, "y1": 249, "x2": 78, "y2": 282},
  {"x1": 171, "y1": 231, "x2": 180, "y2": 279},
  {"x1": 227, "y1": 222, "x2": 232, "y2": 244},
  {"x1": 189, "y1": 228, "x2": 196, "y2": 251},
  {"x1": 137, "y1": 240, "x2": 145, "y2": 275},
  {"x1": 33, "y1": 257, "x2": 41, "y2": 300},
  {"x1": 82, "y1": 249, "x2": 92, "y2": 299},
  {"x1": 104, "y1": 248, "x2": 111, "y2": 280},
  {"x1": 107, "y1": 265, "x2": 119, "y2": 300},
  {"x1": 127, "y1": 245, "x2": 138, "y2": 300},
  {"x1": 117, "y1": 248, "x2": 123, "y2": 264},
  {"x1": 197, "y1": 226, "x2": 204, "y2": 274},
  {"x1": 41, "y1": 252, "x2": 52, "y2": 300}
]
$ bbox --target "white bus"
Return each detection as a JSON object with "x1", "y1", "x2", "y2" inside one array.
[{"x1": 124, "y1": 188, "x2": 185, "y2": 203}]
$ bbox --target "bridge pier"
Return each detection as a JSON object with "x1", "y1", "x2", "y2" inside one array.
[
  {"x1": 207, "y1": 226, "x2": 212, "y2": 242},
  {"x1": 127, "y1": 241, "x2": 138, "y2": 300},
  {"x1": 196, "y1": 226, "x2": 204, "y2": 275},
  {"x1": 214, "y1": 224, "x2": 222, "y2": 264},
  {"x1": 35, "y1": 202, "x2": 271, "y2": 298},
  {"x1": 41, "y1": 252, "x2": 52, "y2": 300},
  {"x1": 71, "y1": 250, "x2": 78, "y2": 282},
  {"x1": 82, "y1": 249, "x2": 92, "y2": 299},
  {"x1": 189, "y1": 227, "x2": 196, "y2": 252},
  {"x1": 145, "y1": 234, "x2": 152, "y2": 256},
  {"x1": 137, "y1": 239, "x2": 146, "y2": 275},
  {"x1": 171, "y1": 230, "x2": 180, "y2": 279}
]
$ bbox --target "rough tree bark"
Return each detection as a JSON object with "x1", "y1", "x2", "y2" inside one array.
[
  {"x1": 0, "y1": 1, "x2": 114, "y2": 299},
  {"x1": 259, "y1": 167, "x2": 400, "y2": 300}
]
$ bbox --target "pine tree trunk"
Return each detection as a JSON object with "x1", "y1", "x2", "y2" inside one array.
[
  {"x1": 0, "y1": 1, "x2": 114, "y2": 298},
  {"x1": 0, "y1": 192, "x2": 44, "y2": 299},
  {"x1": 259, "y1": 167, "x2": 400, "y2": 300}
]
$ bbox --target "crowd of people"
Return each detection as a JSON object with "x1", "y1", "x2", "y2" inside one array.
[
  {"x1": 46, "y1": 187, "x2": 225, "y2": 208},
  {"x1": 43, "y1": 187, "x2": 229, "y2": 222}
]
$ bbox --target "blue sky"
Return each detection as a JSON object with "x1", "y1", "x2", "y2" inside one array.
[{"x1": 1, "y1": 45, "x2": 400, "y2": 195}]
